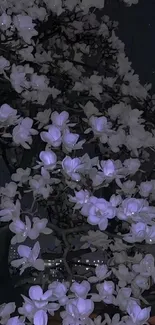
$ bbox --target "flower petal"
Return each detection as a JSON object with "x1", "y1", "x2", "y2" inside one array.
[
  {"x1": 33, "y1": 259, "x2": 44, "y2": 271},
  {"x1": 18, "y1": 245, "x2": 31, "y2": 258},
  {"x1": 0, "y1": 302, "x2": 16, "y2": 318},
  {"x1": 42, "y1": 289, "x2": 53, "y2": 301},
  {"x1": 34, "y1": 310, "x2": 47, "y2": 325},
  {"x1": 41, "y1": 227, "x2": 52, "y2": 235},
  {"x1": 28, "y1": 228, "x2": 39, "y2": 240},
  {"x1": 11, "y1": 258, "x2": 25, "y2": 268},
  {"x1": 31, "y1": 242, "x2": 40, "y2": 260},
  {"x1": 29, "y1": 285, "x2": 43, "y2": 300}
]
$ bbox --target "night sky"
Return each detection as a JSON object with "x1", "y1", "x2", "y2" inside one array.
[{"x1": 105, "y1": 0, "x2": 155, "y2": 90}]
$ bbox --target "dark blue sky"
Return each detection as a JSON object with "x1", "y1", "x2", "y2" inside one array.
[{"x1": 105, "y1": 0, "x2": 155, "y2": 90}]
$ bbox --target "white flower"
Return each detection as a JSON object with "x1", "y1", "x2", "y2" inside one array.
[
  {"x1": 32, "y1": 217, "x2": 52, "y2": 236},
  {"x1": 6, "y1": 316, "x2": 25, "y2": 325},
  {"x1": 115, "y1": 288, "x2": 131, "y2": 311},
  {"x1": 44, "y1": 0, "x2": 64, "y2": 15},
  {"x1": 48, "y1": 281, "x2": 68, "y2": 304},
  {"x1": 62, "y1": 130, "x2": 80, "y2": 152},
  {"x1": 81, "y1": 101, "x2": 102, "y2": 118},
  {"x1": 66, "y1": 297, "x2": 94, "y2": 319},
  {"x1": 68, "y1": 189, "x2": 90, "y2": 209},
  {"x1": 51, "y1": 111, "x2": 69, "y2": 131},
  {"x1": 108, "y1": 103, "x2": 124, "y2": 120},
  {"x1": 110, "y1": 238, "x2": 128, "y2": 252},
  {"x1": 116, "y1": 179, "x2": 136, "y2": 195},
  {"x1": 0, "y1": 182, "x2": 18, "y2": 198},
  {"x1": 86, "y1": 75, "x2": 102, "y2": 100},
  {"x1": 123, "y1": 198, "x2": 145, "y2": 216},
  {"x1": 123, "y1": 222, "x2": 148, "y2": 243},
  {"x1": 81, "y1": 230, "x2": 110, "y2": 251},
  {"x1": 110, "y1": 194, "x2": 122, "y2": 207},
  {"x1": 95, "y1": 264, "x2": 111, "y2": 281},
  {"x1": 0, "y1": 104, "x2": 17, "y2": 124},
  {"x1": 112, "y1": 265, "x2": 134, "y2": 287},
  {"x1": 88, "y1": 196, "x2": 108, "y2": 218},
  {"x1": 30, "y1": 74, "x2": 49, "y2": 90},
  {"x1": 19, "y1": 285, "x2": 57, "y2": 324},
  {"x1": 13, "y1": 15, "x2": 38, "y2": 44},
  {"x1": 0, "y1": 199, "x2": 20, "y2": 222},
  {"x1": 89, "y1": 116, "x2": 109, "y2": 136},
  {"x1": 127, "y1": 299, "x2": 151, "y2": 325},
  {"x1": 9, "y1": 216, "x2": 52, "y2": 244},
  {"x1": 81, "y1": 153, "x2": 99, "y2": 174},
  {"x1": 113, "y1": 251, "x2": 128, "y2": 264},
  {"x1": 51, "y1": 87, "x2": 61, "y2": 99},
  {"x1": 86, "y1": 196, "x2": 115, "y2": 230},
  {"x1": 22, "y1": 88, "x2": 52, "y2": 105},
  {"x1": 117, "y1": 198, "x2": 145, "y2": 221},
  {"x1": 34, "y1": 109, "x2": 51, "y2": 129},
  {"x1": 70, "y1": 281, "x2": 90, "y2": 299},
  {"x1": 18, "y1": 46, "x2": 34, "y2": 61},
  {"x1": 0, "y1": 13, "x2": 12, "y2": 30},
  {"x1": 139, "y1": 181, "x2": 153, "y2": 197},
  {"x1": 10, "y1": 64, "x2": 30, "y2": 93},
  {"x1": 108, "y1": 129, "x2": 125, "y2": 152},
  {"x1": 88, "y1": 264, "x2": 111, "y2": 284},
  {"x1": 39, "y1": 151, "x2": 57, "y2": 170},
  {"x1": 89, "y1": 169, "x2": 105, "y2": 187},
  {"x1": 27, "y1": 6, "x2": 47, "y2": 21},
  {"x1": 123, "y1": 158, "x2": 140, "y2": 175},
  {"x1": 11, "y1": 242, "x2": 44, "y2": 274},
  {"x1": 12, "y1": 118, "x2": 38, "y2": 149},
  {"x1": 40, "y1": 125, "x2": 62, "y2": 147},
  {"x1": 33, "y1": 310, "x2": 48, "y2": 325},
  {"x1": 123, "y1": 0, "x2": 138, "y2": 6},
  {"x1": 126, "y1": 132, "x2": 143, "y2": 155},
  {"x1": 133, "y1": 275, "x2": 149, "y2": 290},
  {"x1": 100, "y1": 159, "x2": 116, "y2": 177},
  {"x1": 98, "y1": 23, "x2": 109, "y2": 37},
  {"x1": 132, "y1": 254, "x2": 155, "y2": 278},
  {"x1": 145, "y1": 225, "x2": 155, "y2": 244},
  {"x1": 11, "y1": 168, "x2": 31, "y2": 184},
  {"x1": 81, "y1": 0, "x2": 105, "y2": 11},
  {"x1": 0, "y1": 302, "x2": 16, "y2": 324},
  {"x1": 0, "y1": 56, "x2": 10, "y2": 74},
  {"x1": 96, "y1": 281, "x2": 115, "y2": 304},
  {"x1": 62, "y1": 156, "x2": 84, "y2": 181},
  {"x1": 102, "y1": 314, "x2": 122, "y2": 325},
  {"x1": 29, "y1": 171, "x2": 53, "y2": 199},
  {"x1": 23, "y1": 285, "x2": 52, "y2": 309},
  {"x1": 9, "y1": 216, "x2": 33, "y2": 244}
]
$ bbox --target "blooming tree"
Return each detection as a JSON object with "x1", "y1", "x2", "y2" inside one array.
[{"x1": 0, "y1": 0, "x2": 155, "y2": 325}]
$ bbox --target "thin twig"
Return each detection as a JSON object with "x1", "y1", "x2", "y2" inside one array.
[
  {"x1": 62, "y1": 232, "x2": 72, "y2": 283},
  {"x1": 47, "y1": 223, "x2": 92, "y2": 235},
  {"x1": 41, "y1": 248, "x2": 92, "y2": 261}
]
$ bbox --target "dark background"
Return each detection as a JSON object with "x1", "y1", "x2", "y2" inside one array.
[
  {"x1": 0, "y1": 0, "x2": 155, "y2": 313},
  {"x1": 106, "y1": 0, "x2": 155, "y2": 89}
]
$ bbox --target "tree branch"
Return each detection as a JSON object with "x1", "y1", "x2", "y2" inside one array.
[{"x1": 47, "y1": 223, "x2": 93, "y2": 235}]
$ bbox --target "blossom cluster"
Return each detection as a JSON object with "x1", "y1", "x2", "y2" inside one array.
[{"x1": 0, "y1": 0, "x2": 154, "y2": 325}]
